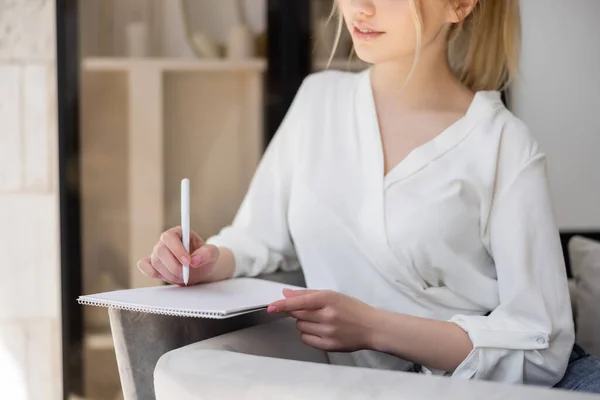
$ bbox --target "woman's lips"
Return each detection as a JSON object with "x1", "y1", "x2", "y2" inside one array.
[
  {"x1": 352, "y1": 22, "x2": 385, "y2": 41},
  {"x1": 352, "y1": 27, "x2": 385, "y2": 41}
]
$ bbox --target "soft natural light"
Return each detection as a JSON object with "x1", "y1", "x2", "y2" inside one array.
[{"x1": 0, "y1": 340, "x2": 28, "y2": 400}]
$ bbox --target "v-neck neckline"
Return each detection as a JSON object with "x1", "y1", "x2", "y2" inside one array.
[
  {"x1": 358, "y1": 68, "x2": 483, "y2": 189},
  {"x1": 351, "y1": 69, "x2": 501, "y2": 294}
]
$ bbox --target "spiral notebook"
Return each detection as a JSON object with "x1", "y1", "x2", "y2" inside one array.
[{"x1": 78, "y1": 278, "x2": 303, "y2": 319}]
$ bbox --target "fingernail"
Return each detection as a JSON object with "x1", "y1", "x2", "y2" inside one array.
[
  {"x1": 267, "y1": 305, "x2": 278, "y2": 313},
  {"x1": 191, "y1": 255, "x2": 202, "y2": 266},
  {"x1": 181, "y1": 256, "x2": 190, "y2": 266}
]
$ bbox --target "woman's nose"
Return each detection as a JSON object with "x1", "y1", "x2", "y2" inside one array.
[{"x1": 351, "y1": 0, "x2": 376, "y2": 16}]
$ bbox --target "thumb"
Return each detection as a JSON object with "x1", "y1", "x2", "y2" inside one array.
[{"x1": 189, "y1": 244, "x2": 219, "y2": 267}]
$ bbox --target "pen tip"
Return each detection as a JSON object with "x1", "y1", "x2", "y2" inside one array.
[{"x1": 183, "y1": 268, "x2": 189, "y2": 286}]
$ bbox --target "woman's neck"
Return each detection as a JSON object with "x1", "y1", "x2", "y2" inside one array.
[{"x1": 369, "y1": 41, "x2": 473, "y2": 112}]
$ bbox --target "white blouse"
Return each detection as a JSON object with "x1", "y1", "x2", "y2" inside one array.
[{"x1": 206, "y1": 69, "x2": 575, "y2": 385}]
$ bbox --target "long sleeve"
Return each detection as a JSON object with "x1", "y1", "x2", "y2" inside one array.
[
  {"x1": 449, "y1": 153, "x2": 575, "y2": 385},
  {"x1": 205, "y1": 78, "x2": 312, "y2": 278}
]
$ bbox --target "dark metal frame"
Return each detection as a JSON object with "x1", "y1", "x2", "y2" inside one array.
[
  {"x1": 56, "y1": 0, "x2": 84, "y2": 398},
  {"x1": 265, "y1": 0, "x2": 312, "y2": 145}
]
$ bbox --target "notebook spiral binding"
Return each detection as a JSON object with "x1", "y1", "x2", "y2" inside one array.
[{"x1": 77, "y1": 297, "x2": 225, "y2": 319}]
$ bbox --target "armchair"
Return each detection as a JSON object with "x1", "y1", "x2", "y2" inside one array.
[
  {"x1": 109, "y1": 271, "x2": 588, "y2": 400},
  {"x1": 108, "y1": 271, "x2": 306, "y2": 399}
]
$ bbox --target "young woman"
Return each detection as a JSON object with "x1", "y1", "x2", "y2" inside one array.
[{"x1": 138, "y1": 0, "x2": 600, "y2": 391}]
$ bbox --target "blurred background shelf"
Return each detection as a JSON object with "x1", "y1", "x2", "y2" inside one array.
[
  {"x1": 82, "y1": 58, "x2": 264, "y2": 292},
  {"x1": 82, "y1": 57, "x2": 267, "y2": 72},
  {"x1": 82, "y1": 57, "x2": 366, "y2": 74},
  {"x1": 313, "y1": 58, "x2": 369, "y2": 72}
]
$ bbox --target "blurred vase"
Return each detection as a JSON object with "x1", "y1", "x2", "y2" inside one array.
[
  {"x1": 160, "y1": 0, "x2": 196, "y2": 58},
  {"x1": 125, "y1": 21, "x2": 149, "y2": 57},
  {"x1": 227, "y1": 24, "x2": 255, "y2": 60},
  {"x1": 191, "y1": 32, "x2": 220, "y2": 59}
]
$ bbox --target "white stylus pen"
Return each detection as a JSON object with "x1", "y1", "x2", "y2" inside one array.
[{"x1": 181, "y1": 178, "x2": 190, "y2": 286}]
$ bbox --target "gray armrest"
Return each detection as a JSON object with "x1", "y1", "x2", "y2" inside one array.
[
  {"x1": 109, "y1": 270, "x2": 305, "y2": 400},
  {"x1": 155, "y1": 350, "x2": 589, "y2": 400}
]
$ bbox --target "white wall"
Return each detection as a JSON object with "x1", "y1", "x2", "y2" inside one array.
[
  {"x1": 509, "y1": 0, "x2": 600, "y2": 230},
  {"x1": 0, "y1": 0, "x2": 62, "y2": 399}
]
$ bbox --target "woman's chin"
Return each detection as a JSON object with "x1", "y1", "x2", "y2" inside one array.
[{"x1": 352, "y1": 47, "x2": 388, "y2": 66}]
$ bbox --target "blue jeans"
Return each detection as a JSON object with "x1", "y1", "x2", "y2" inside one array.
[{"x1": 554, "y1": 344, "x2": 600, "y2": 393}]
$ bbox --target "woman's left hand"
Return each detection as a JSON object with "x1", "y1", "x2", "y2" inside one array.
[{"x1": 267, "y1": 289, "x2": 378, "y2": 352}]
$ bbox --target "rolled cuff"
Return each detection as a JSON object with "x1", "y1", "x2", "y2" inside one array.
[
  {"x1": 450, "y1": 315, "x2": 550, "y2": 350},
  {"x1": 449, "y1": 314, "x2": 551, "y2": 381}
]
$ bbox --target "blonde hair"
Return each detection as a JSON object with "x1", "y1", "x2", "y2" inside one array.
[{"x1": 330, "y1": 0, "x2": 521, "y2": 92}]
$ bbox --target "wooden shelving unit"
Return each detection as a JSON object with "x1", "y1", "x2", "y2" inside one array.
[
  {"x1": 81, "y1": 57, "x2": 267, "y2": 293},
  {"x1": 82, "y1": 57, "x2": 267, "y2": 72}
]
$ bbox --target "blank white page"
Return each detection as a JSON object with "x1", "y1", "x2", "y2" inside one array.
[{"x1": 78, "y1": 278, "x2": 303, "y2": 319}]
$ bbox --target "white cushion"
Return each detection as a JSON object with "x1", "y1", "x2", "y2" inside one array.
[
  {"x1": 154, "y1": 348, "x2": 593, "y2": 400},
  {"x1": 569, "y1": 236, "x2": 600, "y2": 357}
]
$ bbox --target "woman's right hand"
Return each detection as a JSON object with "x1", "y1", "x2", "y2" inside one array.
[{"x1": 137, "y1": 226, "x2": 221, "y2": 286}]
